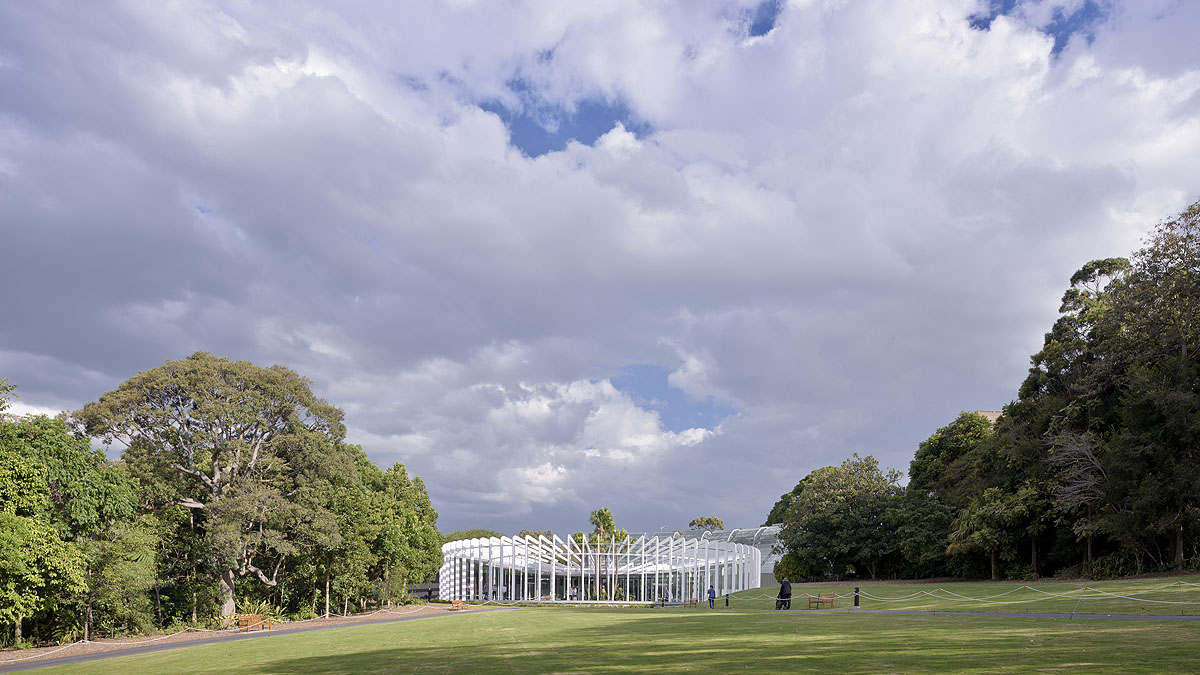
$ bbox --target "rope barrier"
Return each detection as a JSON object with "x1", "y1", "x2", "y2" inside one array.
[
  {"x1": 723, "y1": 581, "x2": 1200, "y2": 607},
  {"x1": 0, "y1": 643, "x2": 80, "y2": 665}
]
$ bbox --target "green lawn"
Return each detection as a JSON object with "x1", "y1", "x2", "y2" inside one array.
[
  {"x1": 34, "y1": 606, "x2": 1200, "y2": 674},
  {"x1": 722, "y1": 574, "x2": 1200, "y2": 615}
]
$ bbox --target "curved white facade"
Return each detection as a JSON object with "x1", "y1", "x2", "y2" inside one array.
[{"x1": 439, "y1": 534, "x2": 761, "y2": 603}]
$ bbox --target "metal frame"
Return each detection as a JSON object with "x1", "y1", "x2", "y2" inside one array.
[{"x1": 439, "y1": 533, "x2": 761, "y2": 603}]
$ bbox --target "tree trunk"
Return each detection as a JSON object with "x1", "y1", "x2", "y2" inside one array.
[
  {"x1": 154, "y1": 576, "x2": 162, "y2": 629},
  {"x1": 324, "y1": 561, "x2": 331, "y2": 619},
  {"x1": 14, "y1": 616, "x2": 20, "y2": 645},
  {"x1": 189, "y1": 510, "x2": 197, "y2": 623},
  {"x1": 1031, "y1": 539, "x2": 1038, "y2": 577},
  {"x1": 219, "y1": 568, "x2": 237, "y2": 618},
  {"x1": 385, "y1": 566, "x2": 392, "y2": 608},
  {"x1": 85, "y1": 600, "x2": 93, "y2": 641},
  {"x1": 1174, "y1": 524, "x2": 1185, "y2": 570},
  {"x1": 990, "y1": 551, "x2": 998, "y2": 581},
  {"x1": 1086, "y1": 507, "x2": 1093, "y2": 564}
]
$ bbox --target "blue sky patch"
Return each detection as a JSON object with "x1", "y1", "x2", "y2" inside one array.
[
  {"x1": 610, "y1": 363, "x2": 736, "y2": 434},
  {"x1": 748, "y1": 0, "x2": 782, "y2": 37},
  {"x1": 970, "y1": 0, "x2": 1109, "y2": 55},
  {"x1": 480, "y1": 79, "x2": 651, "y2": 157}
]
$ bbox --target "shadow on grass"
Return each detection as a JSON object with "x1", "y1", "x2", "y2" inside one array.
[{"x1": 238, "y1": 610, "x2": 1200, "y2": 674}]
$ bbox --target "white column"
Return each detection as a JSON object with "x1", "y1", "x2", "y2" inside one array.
[
  {"x1": 640, "y1": 537, "x2": 646, "y2": 601},
  {"x1": 704, "y1": 539, "x2": 711, "y2": 599},
  {"x1": 657, "y1": 536, "x2": 663, "y2": 602},
  {"x1": 549, "y1": 536, "x2": 556, "y2": 602}
]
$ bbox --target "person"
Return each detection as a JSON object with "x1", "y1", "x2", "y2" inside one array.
[
  {"x1": 500, "y1": 583, "x2": 507, "y2": 601},
  {"x1": 707, "y1": 585, "x2": 717, "y2": 609},
  {"x1": 777, "y1": 578, "x2": 792, "y2": 610}
]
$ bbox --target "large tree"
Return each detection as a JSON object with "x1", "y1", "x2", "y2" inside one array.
[
  {"x1": 908, "y1": 412, "x2": 996, "y2": 510},
  {"x1": 77, "y1": 351, "x2": 354, "y2": 617},
  {"x1": 778, "y1": 455, "x2": 900, "y2": 580}
]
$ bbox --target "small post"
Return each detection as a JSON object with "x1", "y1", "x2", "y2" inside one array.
[
  {"x1": 854, "y1": 587, "x2": 860, "y2": 609},
  {"x1": 725, "y1": 594, "x2": 729, "y2": 608}
]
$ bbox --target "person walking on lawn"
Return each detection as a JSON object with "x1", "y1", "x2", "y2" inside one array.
[
  {"x1": 777, "y1": 579, "x2": 792, "y2": 610},
  {"x1": 707, "y1": 585, "x2": 717, "y2": 609}
]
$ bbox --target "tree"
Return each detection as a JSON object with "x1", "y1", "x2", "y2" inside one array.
[
  {"x1": 778, "y1": 455, "x2": 900, "y2": 580},
  {"x1": 1103, "y1": 202, "x2": 1200, "y2": 569},
  {"x1": 908, "y1": 412, "x2": 995, "y2": 509},
  {"x1": 443, "y1": 529, "x2": 502, "y2": 543},
  {"x1": 0, "y1": 513, "x2": 86, "y2": 643},
  {"x1": 572, "y1": 508, "x2": 628, "y2": 600},
  {"x1": 77, "y1": 351, "x2": 353, "y2": 617},
  {"x1": 688, "y1": 517, "x2": 724, "y2": 531},
  {"x1": 0, "y1": 408, "x2": 142, "y2": 643},
  {"x1": 947, "y1": 486, "x2": 1036, "y2": 580},
  {"x1": 885, "y1": 490, "x2": 955, "y2": 578},
  {"x1": 765, "y1": 480, "x2": 807, "y2": 526},
  {"x1": 0, "y1": 378, "x2": 15, "y2": 416}
]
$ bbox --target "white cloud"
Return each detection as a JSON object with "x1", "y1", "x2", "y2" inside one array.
[{"x1": 2, "y1": 0, "x2": 1199, "y2": 533}]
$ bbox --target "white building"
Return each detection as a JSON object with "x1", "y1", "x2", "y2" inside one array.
[{"x1": 439, "y1": 532, "x2": 761, "y2": 603}]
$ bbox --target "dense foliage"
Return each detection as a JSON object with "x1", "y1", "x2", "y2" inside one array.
[
  {"x1": 773, "y1": 200, "x2": 1200, "y2": 581},
  {"x1": 0, "y1": 354, "x2": 441, "y2": 646}
]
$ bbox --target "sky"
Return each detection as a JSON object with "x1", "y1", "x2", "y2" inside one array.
[{"x1": 2, "y1": 0, "x2": 1199, "y2": 536}]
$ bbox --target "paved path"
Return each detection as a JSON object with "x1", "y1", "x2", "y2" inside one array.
[{"x1": 0, "y1": 607, "x2": 509, "y2": 673}]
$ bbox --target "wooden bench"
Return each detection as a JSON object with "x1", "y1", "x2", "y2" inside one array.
[
  {"x1": 237, "y1": 614, "x2": 271, "y2": 632},
  {"x1": 450, "y1": 599, "x2": 469, "y2": 611},
  {"x1": 808, "y1": 593, "x2": 835, "y2": 610}
]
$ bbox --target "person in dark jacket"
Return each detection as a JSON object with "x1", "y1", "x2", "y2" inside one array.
[
  {"x1": 707, "y1": 585, "x2": 717, "y2": 608},
  {"x1": 776, "y1": 579, "x2": 792, "y2": 610}
]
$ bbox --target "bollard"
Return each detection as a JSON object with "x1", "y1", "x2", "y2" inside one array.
[
  {"x1": 725, "y1": 594, "x2": 729, "y2": 608},
  {"x1": 854, "y1": 587, "x2": 860, "y2": 609}
]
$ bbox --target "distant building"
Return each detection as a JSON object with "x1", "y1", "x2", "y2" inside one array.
[{"x1": 974, "y1": 410, "x2": 1002, "y2": 425}]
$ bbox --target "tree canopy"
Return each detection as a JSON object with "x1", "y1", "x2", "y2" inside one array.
[
  {"x1": 1, "y1": 352, "x2": 443, "y2": 645},
  {"x1": 770, "y1": 199, "x2": 1200, "y2": 582},
  {"x1": 777, "y1": 454, "x2": 900, "y2": 580},
  {"x1": 689, "y1": 516, "x2": 724, "y2": 531}
]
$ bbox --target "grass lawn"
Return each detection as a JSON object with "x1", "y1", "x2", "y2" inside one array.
[
  {"x1": 723, "y1": 574, "x2": 1200, "y2": 615},
  {"x1": 33, "y1": 606, "x2": 1200, "y2": 674}
]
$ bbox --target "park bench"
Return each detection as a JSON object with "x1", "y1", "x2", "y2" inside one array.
[
  {"x1": 808, "y1": 593, "x2": 835, "y2": 610},
  {"x1": 237, "y1": 614, "x2": 271, "y2": 632},
  {"x1": 450, "y1": 599, "x2": 469, "y2": 611},
  {"x1": 687, "y1": 599, "x2": 697, "y2": 608}
]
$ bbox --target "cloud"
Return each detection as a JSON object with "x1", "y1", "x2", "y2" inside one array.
[{"x1": 2, "y1": 0, "x2": 1199, "y2": 534}]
